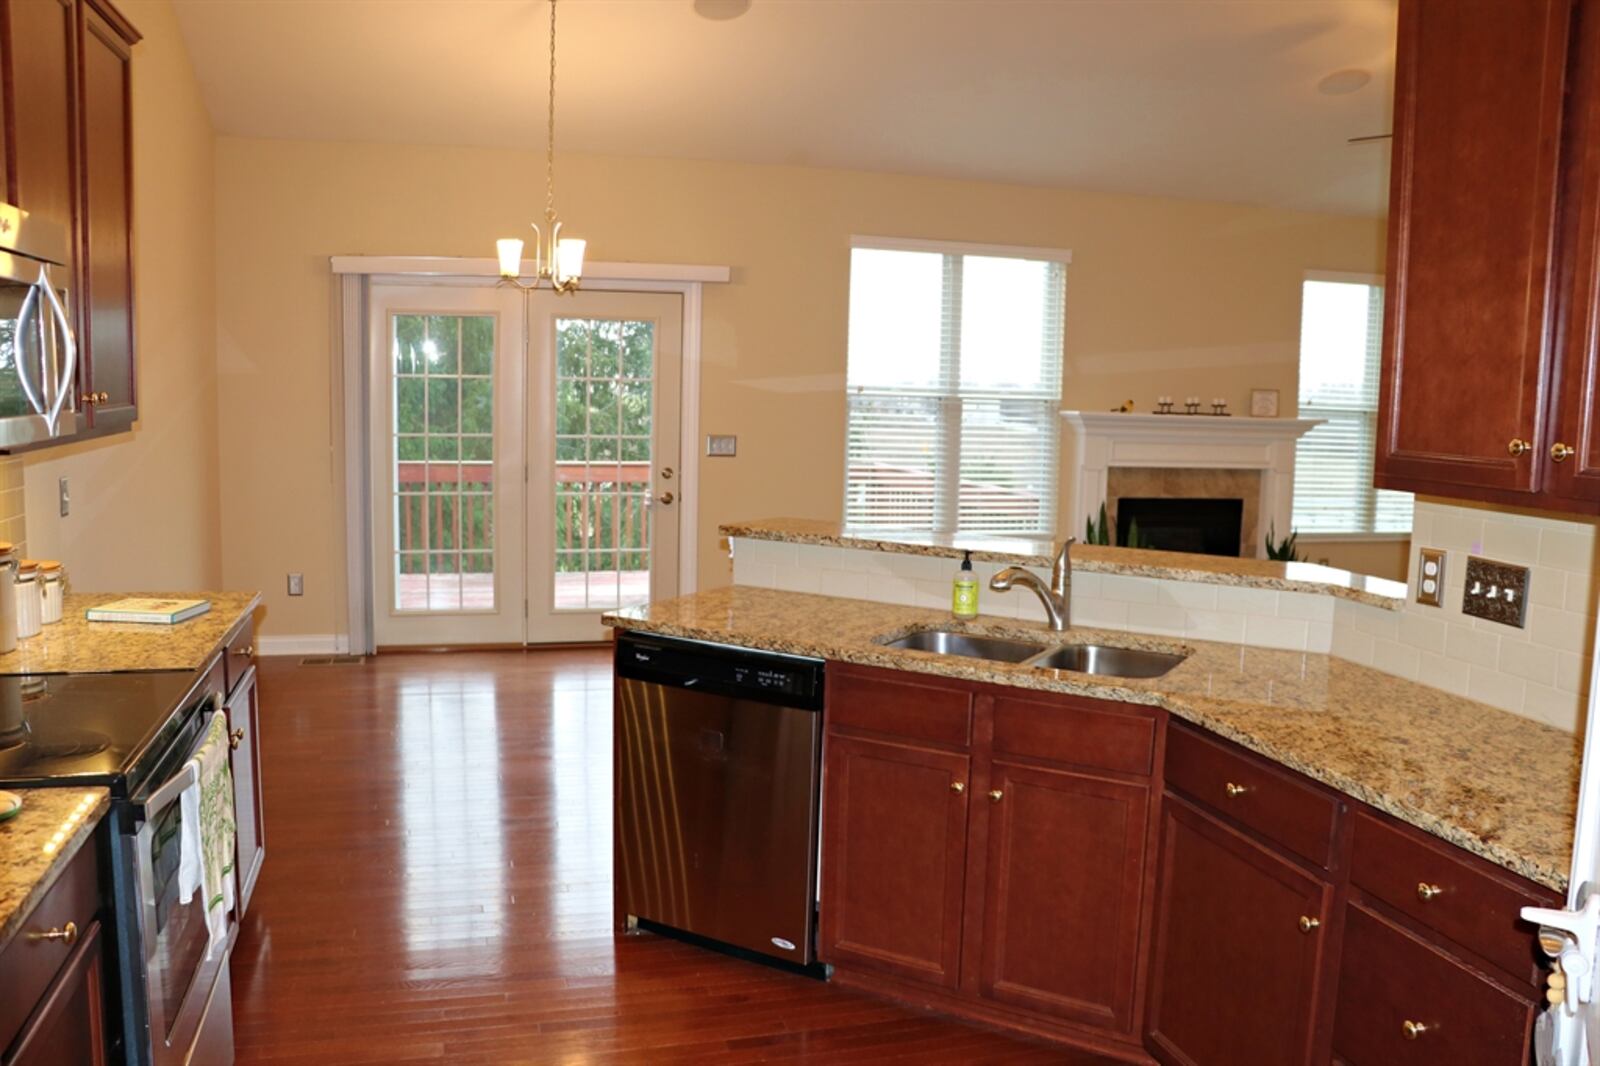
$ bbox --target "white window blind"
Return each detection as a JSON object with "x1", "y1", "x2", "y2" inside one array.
[
  {"x1": 1291, "y1": 277, "x2": 1413, "y2": 535},
  {"x1": 844, "y1": 242, "x2": 1066, "y2": 534}
]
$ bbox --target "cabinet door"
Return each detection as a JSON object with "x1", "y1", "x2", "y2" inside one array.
[
  {"x1": 1146, "y1": 795, "x2": 1334, "y2": 1066},
  {"x1": 76, "y1": 0, "x2": 136, "y2": 433},
  {"x1": 6, "y1": 918, "x2": 107, "y2": 1066},
  {"x1": 226, "y1": 663, "x2": 266, "y2": 914},
  {"x1": 5, "y1": 0, "x2": 76, "y2": 232},
  {"x1": 1548, "y1": 0, "x2": 1600, "y2": 505},
  {"x1": 978, "y1": 760, "x2": 1149, "y2": 1035},
  {"x1": 819, "y1": 733, "x2": 970, "y2": 989},
  {"x1": 1375, "y1": 0, "x2": 1572, "y2": 499}
]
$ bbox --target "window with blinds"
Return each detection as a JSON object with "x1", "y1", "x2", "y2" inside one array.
[
  {"x1": 1291, "y1": 276, "x2": 1413, "y2": 535},
  {"x1": 844, "y1": 241, "x2": 1067, "y2": 534}
]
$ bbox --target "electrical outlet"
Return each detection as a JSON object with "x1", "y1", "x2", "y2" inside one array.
[
  {"x1": 287, "y1": 572, "x2": 304, "y2": 597},
  {"x1": 57, "y1": 477, "x2": 68, "y2": 518},
  {"x1": 1461, "y1": 556, "x2": 1529, "y2": 628},
  {"x1": 706, "y1": 434, "x2": 737, "y2": 457},
  {"x1": 1416, "y1": 548, "x2": 1446, "y2": 607}
]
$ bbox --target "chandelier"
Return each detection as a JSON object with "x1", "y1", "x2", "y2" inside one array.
[{"x1": 496, "y1": 0, "x2": 586, "y2": 293}]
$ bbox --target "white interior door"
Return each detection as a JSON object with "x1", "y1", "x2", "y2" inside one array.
[
  {"x1": 369, "y1": 282, "x2": 526, "y2": 647},
  {"x1": 525, "y1": 290, "x2": 682, "y2": 643}
]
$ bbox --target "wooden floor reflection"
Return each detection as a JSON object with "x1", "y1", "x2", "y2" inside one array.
[{"x1": 230, "y1": 649, "x2": 1114, "y2": 1064}]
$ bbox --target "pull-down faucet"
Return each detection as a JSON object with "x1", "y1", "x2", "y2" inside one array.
[{"x1": 989, "y1": 537, "x2": 1075, "y2": 631}]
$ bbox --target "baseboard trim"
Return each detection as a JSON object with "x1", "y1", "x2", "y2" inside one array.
[{"x1": 257, "y1": 634, "x2": 349, "y2": 657}]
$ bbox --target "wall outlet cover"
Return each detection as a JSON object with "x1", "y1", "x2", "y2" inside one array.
[
  {"x1": 1461, "y1": 555, "x2": 1529, "y2": 628},
  {"x1": 1416, "y1": 548, "x2": 1445, "y2": 607},
  {"x1": 706, "y1": 434, "x2": 737, "y2": 457},
  {"x1": 287, "y1": 572, "x2": 304, "y2": 597}
]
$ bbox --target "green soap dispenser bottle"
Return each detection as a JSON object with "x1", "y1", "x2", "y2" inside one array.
[{"x1": 952, "y1": 551, "x2": 979, "y2": 620}]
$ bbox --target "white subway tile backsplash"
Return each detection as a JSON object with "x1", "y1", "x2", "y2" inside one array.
[
  {"x1": 1557, "y1": 651, "x2": 1588, "y2": 694},
  {"x1": 1246, "y1": 614, "x2": 1308, "y2": 651},
  {"x1": 1397, "y1": 612, "x2": 1448, "y2": 655},
  {"x1": 1074, "y1": 599, "x2": 1129, "y2": 627},
  {"x1": 733, "y1": 557, "x2": 777, "y2": 588},
  {"x1": 1484, "y1": 518, "x2": 1542, "y2": 563},
  {"x1": 1331, "y1": 625, "x2": 1377, "y2": 666},
  {"x1": 1101, "y1": 574, "x2": 1159, "y2": 604},
  {"x1": 1540, "y1": 527, "x2": 1596, "y2": 572},
  {"x1": 1445, "y1": 623, "x2": 1499, "y2": 665},
  {"x1": 1468, "y1": 665, "x2": 1525, "y2": 712},
  {"x1": 818, "y1": 569, "x2": 859, "y2": 599},
  {"x1": 1373, "y1": 640, "x2": 1421, "y2": 681},
  {"x1": 1216, "y1": 586, "x2": 1278, "y2": 616},
  {"x1": 866, "y1": 573, "x2": 918, "y2": 607},
  {"x1": 1305, "y1": 620, "x2": 1334, "y2": 653},
  {"x1": 1524, "y1": 683, "x2": 1582, "y2": 732},
  {"x1": 1127, "y1": 602, "x2": 1188, "y2": 636},
  {"x1": 1157, "y1": 581, "x2": 1217, "y2": 611},
  {"x1": 1498, "y1": 639, "x2": 1558, "y2": 687},
  {"x1": 1418, "y1": 651, "x2": 1471, "y2": 697},
  {"x1": 1276, "y1": 592, "x2": 1335, "y2": 623},
  {"x1": 1186, "y1": 609, "x2": 1247, "y2": 644},
  {"x1": 1527, "y1": 605, "x2": 1587, "y2": 654},
  {"x1": 773, "y1": 565, "x2": 820, "y2": 594}
]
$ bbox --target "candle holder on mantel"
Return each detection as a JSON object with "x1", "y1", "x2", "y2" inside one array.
[
  {"x1": 1210, "y1": 398, "x2": 1231, "y2": 416},
  {"x1": 1184, "y1": 396, "x2": 1202, "y2": 415},
  {"x1": 1154, "y1": 395, "x2": 1176, "y2": 414}
]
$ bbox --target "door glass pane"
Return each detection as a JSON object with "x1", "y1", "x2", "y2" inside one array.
[
  {"x1": 553, "y1": 318, "x2": 653, "y2": 611},
  {"x1": 392, "y1": 312, "x2": 496, "y2": 612}
]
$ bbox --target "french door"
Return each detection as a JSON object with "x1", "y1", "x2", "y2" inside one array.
[{"x1": 369, "y1": 281, "x2": 682, "y2": 646}]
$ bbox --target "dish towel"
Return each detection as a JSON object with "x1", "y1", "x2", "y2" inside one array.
[{"x1": 177, "y1": 701, "x2": 237, "y2": 958}]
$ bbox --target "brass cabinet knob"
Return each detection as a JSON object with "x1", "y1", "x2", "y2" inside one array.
[
  {"x1": 235, "y1": 644, "x2": 254, "y2": 657},
  {"x1": 1508, "y1": 438, "x2": 1532, "y2": 457},
  {"x1": 1298, "y1": 915, "x2": 1320, "y2": 934},
  {"x1": 1552, "y1": 442, "x2": 1576, "y2": 463},
  {"x1": 1416, "y1": 882, "x2": 1443, "y2": 902},
  {"x1": 97, "y1": 391, "x2": 108, "y2": 403},
  {"x1": 229, "y1": 728, "x2": 245, "y2": 751},
  {"x1": 1224, "y1": 782, "x2": 1249, "y2": 797},
  {"x1": 81, "y1": 394, "x2": 95, "y2": 406},
  {"x1": 987, "y1": 789, "x2": 1004, "y2": 803},
  {"x1": 950, "y1": 782, "x2": 965, "y2": 795},
  {"x1": 29, "y1": 920, "x2": 78, "y2": 945},
  {"x1": 1402, "y1": 1020, "x2": 1430, "y2": 1040}
]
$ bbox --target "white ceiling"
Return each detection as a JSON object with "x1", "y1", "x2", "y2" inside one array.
[{"x1": 170, "y1": 0, "x2": 1396, "y2": 217}]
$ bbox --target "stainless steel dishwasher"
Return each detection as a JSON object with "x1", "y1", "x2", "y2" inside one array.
[{"x1": 614, "y1": 632, "x2": 825, "y2": 965}]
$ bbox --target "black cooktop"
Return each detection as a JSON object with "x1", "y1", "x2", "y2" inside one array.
[{"x1": 0, "y1": 671, "x2": 205, "y2": 796}]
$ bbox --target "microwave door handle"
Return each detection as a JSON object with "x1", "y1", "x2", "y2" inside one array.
[
  {"x1": 13, "y1": 283, "x2": 46, "y2": 417},
  {"x1": 36, "y1": 266, "x2": 74, "y2": 436}
]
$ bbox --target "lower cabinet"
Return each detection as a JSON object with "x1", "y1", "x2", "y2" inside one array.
[
  {"x1": 819, "y1": 664, "x2": 1160, "y2": 1053},
  {"x1": 225, "y1": 661, "x2": 266, "y2": 914},
  {"x1": 819, "y1": 732, "x2": 971, "y2": 990},
  {"x1": 978, "y1": 759, "x2": 1149, "y2": 1032},
  {"x1": 6, "y1": 919, "x2": 107, "y2": 1066},
  {"x1": 1145, "y1": 794, "x2": 1334, "y2": 1066}
]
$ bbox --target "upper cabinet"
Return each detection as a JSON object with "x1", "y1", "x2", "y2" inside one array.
[
  {"x1": 0, "y1": 0, "x2": 137, "y2": 446},
  {"x1": 1376, "y1": 0, "x2": 1600, "y2": 512}
]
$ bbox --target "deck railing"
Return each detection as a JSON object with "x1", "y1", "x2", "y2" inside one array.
[{"x1": 395, "y1": 460, "x2": 652, "y2": 573}]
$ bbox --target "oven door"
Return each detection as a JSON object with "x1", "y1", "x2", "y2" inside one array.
[
  {"x1": 0, "y1": 250, "x2": 81, "y2": 447},
  {"x1": 130, "y1": 708, "x2": 235, "y2": 1066}
]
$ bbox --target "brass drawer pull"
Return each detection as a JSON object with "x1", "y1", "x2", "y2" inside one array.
[
  {"x1": 1416, "y1": 882, "x2": 1443, "y2": 902},
  {"x1": 1224, "y1": 781, "x2": 1249, "y2": 797},
  {"x1": 29, "y1": 920, "x2": 78, "y2": 946},
  {"x1": 1508, "y1": 438, "x2": 1531, "y2": 457},
  {"x1": 1298, "y1": 915, "x2": 1320, "y2": 934},
  {"x1": 235, "y1": 644, "x2": 254, "y2": 657},
  {"x1": 950, "y1": 782, "x2": 965, "y2": 795},
  {"x1": 229, "y1": 729, "x2": 245, "y2": 751},
  {"x1": 988, "y1": 789, "x2": 1004, "y2": 803},
  {"x1": 1402, "y1": 1019, "x2": 1430, "y2": 1040},
  {"x1": 1552, "y1": 442, "x2": 1576, "y2": 463}
]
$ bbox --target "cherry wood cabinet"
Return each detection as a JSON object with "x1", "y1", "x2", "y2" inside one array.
[
  {"x1": 1146, "y1": 794, "x2": 1336, "y2": 1066},
  {"x1": 819, "y1": 732, "x2": 971, "y2": 989},
  {"x1": 4, "y1": 0, "x2": 77, "y2": 244},
  {"x1": 5, "y1": 919, "x2": 107, "y2": 1066},
  {"x1": 1376, "y1": 0, "x2": 1600, "y2": 510},
  {"x1": 226, "y1": 661, "x2": 266, "y2": 915},
  {"x1": 978, "y1": 759, "x2": 1149, "y2": 1033}
]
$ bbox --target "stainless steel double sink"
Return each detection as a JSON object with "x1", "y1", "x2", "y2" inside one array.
[{"x1": 882, "y1": 628, "x2": 1188, "y2": 679}]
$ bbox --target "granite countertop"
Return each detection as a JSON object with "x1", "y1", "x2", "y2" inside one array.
[
  {"x1": 0, "y1": 591, "x2": 261, "y2": 675},
  {"x1": 606, "y1": 585, "x2": 1581, "y2": 891},
  {"x1": 0, "y1": 788, "x2": 109, "y2": 953},
  {"x1": 722, "y1": 518, "x2": 1407, "y2": 610}
]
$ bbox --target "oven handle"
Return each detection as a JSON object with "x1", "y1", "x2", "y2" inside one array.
[{"x1": 129, "y1": 694, "x2": 223, "y2": 819}]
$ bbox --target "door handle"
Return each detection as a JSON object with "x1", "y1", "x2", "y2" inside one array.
[
  {"x1": 37, "y1": 266, "x2": 76, "y2": 436},
  {"x1": 14, "y1": 284, "x2": 46, "y2": 417}
]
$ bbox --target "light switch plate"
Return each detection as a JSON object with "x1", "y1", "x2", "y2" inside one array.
[
  {"x1": 1416, "y1": 548, "x2": 1445, "y2": 607},
  {"x1": 1461, "y1": 556, "x2": 1529, "y2": 628},
  {"x1": 706, "y1": 434, "x2": 737, "y2": 457},
  {"x1": 287, "y1": 572, "x2": 304, "y2": 597},
  {"x1": 57, "y1": 477, "x2": 68, "y2": 518}
]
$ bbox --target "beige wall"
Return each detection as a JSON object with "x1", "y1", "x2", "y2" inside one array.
[
  {"x1": 1305, "y1": 537, "x2": 1410, "y2": 581},
  {"x1": 212, "y1": 138, "x2": 1384, "y2": 638},
  {"x1": 21, "y1": 0, "x2": 221, "y2": 592}
]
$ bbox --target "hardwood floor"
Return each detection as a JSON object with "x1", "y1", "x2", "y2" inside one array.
[{"x1": 231, "y1": 649, "x2": 1116, "y2": 1064}]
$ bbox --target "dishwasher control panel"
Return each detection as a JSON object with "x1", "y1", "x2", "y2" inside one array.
[{"x1": 616, "y1": 633, "x2": 824, "y2": 710}]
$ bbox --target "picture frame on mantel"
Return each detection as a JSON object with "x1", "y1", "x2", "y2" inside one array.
[{"x1": 1249, "y1": 388, "x2": 1280, "y2": 418}]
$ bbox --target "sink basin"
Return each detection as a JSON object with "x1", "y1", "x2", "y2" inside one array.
[
  {"x1": 1031, "y1": 644, "x2": 1187, "y2": 679},
  {"x1": 884, "y1": 630, "x2": 1048, "y2": 663}
]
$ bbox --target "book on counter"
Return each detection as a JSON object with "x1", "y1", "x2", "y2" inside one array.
[{"x1": 85, "y1": 597, "x2": 212, "y2": 625}]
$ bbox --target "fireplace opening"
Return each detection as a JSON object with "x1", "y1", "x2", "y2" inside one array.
[{"x1": 1115, "y1": 497, "x2": 1245, "y2": 557}]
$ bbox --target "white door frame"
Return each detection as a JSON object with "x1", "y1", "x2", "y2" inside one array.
[{"x1": 332, "y1": 257, "x2": 729, "y2": 654}]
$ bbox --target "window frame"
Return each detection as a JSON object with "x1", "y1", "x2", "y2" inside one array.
[
  {"x1": 1291, "y1": 269, "x2": 1413, "y2": 539},
  {"x1": 843, "y1": 235, "x2": 1071, "y2": 535}
]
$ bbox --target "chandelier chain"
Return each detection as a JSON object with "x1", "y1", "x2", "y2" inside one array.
[{"x1": 546, "y1": 0, "x2": 557, "y2": 223}]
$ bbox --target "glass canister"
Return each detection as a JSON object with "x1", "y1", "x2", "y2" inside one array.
[
  {"x1": 38, "y1": 561, "x2": 63, "y2": 624},
  {"x1": 15, "y1": 561, "x2": 40, "y2": 639},
  {"x1": 0, "y1": 544, "x2": 18, "y2": 653}
]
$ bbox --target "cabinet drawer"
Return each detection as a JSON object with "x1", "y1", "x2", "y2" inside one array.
[
  {"x1": 224, "y1": 619, "x2": 255, "y2": 695},
  {"x1": 1351, "y1": 809, "x2": 1554, "y2": 983},
  {"x1": 1334, "y1": 902, "x2": 1536, "y2": 1066},
  {"x1": 991, "y1": 693, "x2": 1156, "y2": 776},
  {"x1": 0, "y1": 838, "x2": 101, "y2": 1053},
  {"x1": 1166, "y1": 724, "x2": 1341, "y2": 868},
  {"x1": 826, "y1": 668, "x2": 972, "y2": 748}
]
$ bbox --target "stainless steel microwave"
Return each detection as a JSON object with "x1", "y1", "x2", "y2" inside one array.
[{"x1": 0, "y1": 201, "x2": 81, "y2": 448}]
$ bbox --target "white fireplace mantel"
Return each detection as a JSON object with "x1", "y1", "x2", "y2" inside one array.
[{"x1": 1060, "y1": 410, "x2": 1322, "y2": 552}]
